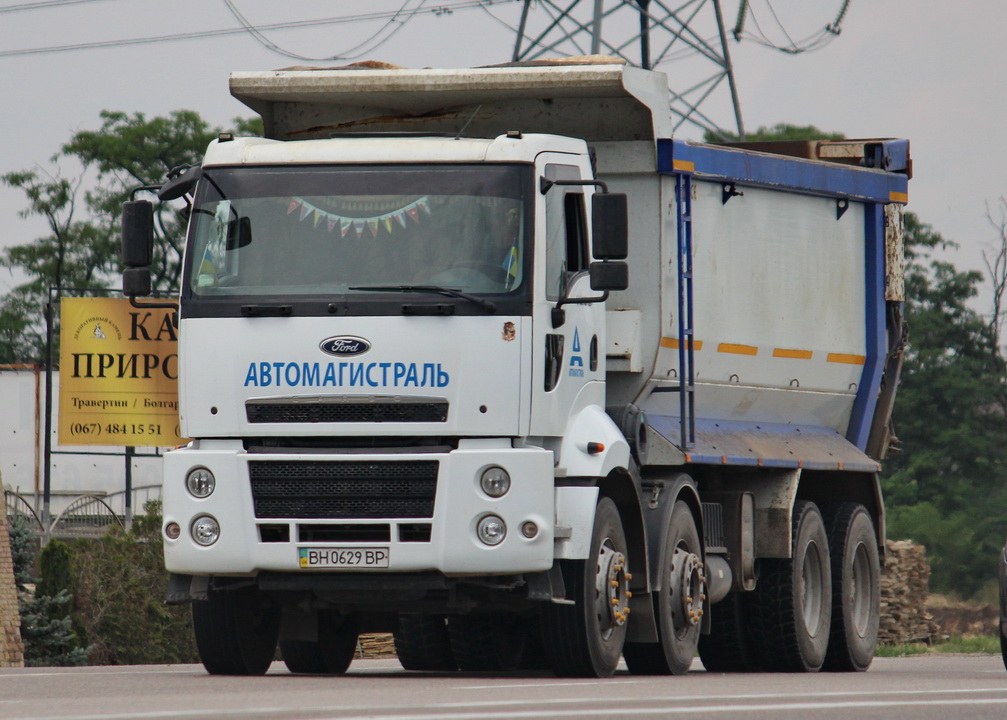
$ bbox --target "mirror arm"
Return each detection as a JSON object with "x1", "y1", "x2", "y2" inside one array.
[
  {"x1": 552, "y1": 291, "x2": 609, "y2": 329},
  {"x1": 128, "y1": 296, "x2": 178, "y2": 311},
  {"x1": 540, "y1": 178, "x2": 609, "y2": 194}
]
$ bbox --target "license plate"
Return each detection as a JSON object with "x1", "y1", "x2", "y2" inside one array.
[{"x1": 298, "y1": 547, "x2": 390, "y2": 568}]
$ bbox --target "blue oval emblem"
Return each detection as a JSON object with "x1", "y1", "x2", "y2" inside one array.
[{"x1": 319, "y1": 335, "x2": 371, "y2": 357}]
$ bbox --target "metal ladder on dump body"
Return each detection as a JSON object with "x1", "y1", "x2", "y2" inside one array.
[{"x1": 674, "y1": 173, "x2": 696, "y2": 448}]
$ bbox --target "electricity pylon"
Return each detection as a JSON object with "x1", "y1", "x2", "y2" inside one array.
[{"x1": 510, "y1": 0, "x2": 745, "y2": 140}]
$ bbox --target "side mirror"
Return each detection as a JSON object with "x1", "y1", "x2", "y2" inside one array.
[
  {"x1": 227, "y1": 216, "x2": 253, "y2": 250},
  {"x1": 123, "y1": 267, "x2": 152, "y2": 297},
  {"x1": 158, "y1": 166, "x2": 202, "y2": 202},
  {"x1": 121, "y1": 200, "x2": 154, "y2": 298},
  {"x1": 590, "y1": 261, "x2": 628, "y2": 292},
  {"x1": 121, "y1": 200, "x2": 154, "y2": 268},
  {"x1": 592, "y1": 193, "x2": 628, "y2": 260}
]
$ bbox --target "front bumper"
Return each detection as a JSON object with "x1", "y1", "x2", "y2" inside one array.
[{"x1": 161, "y1": 441, "x2": 555, "y2": 576}]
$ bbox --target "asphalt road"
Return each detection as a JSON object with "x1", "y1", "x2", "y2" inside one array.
[{"x1": 1, "y1": 655, "x2": 1006, "y2": 720}]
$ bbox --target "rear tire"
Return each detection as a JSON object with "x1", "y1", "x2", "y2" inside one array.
[
  {"x1": 394, "y1": 615, "x2": 457, "y2": 671},
  {"x1": 541, "y1": 497, "x2": 630, "y2": 678},
  {"x1": 192, "y1": 583, "x2": 280, "y2": 676},
  {"x1": 448, "y1": 614, "x2": 527, "y2": 671},
  {"x1": 822, "y1": 503, "x2": 880, "y2": 672},
  {"x1": 746, "y1": 500, "x2": 831, "y2": 672},
  {"x1": 697, "y1": 591, "x2": 756, "y2": 672},
  {"x1": 623, "y1": 501, "x2": 702, "y2": 675},
  {"x1": 280, "y1": 611, "x2": 359, "y2": 674}
]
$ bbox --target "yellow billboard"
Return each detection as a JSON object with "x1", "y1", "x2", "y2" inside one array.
[{"x1": 59, "y1": 297, "x2": 186, "y2": 447}]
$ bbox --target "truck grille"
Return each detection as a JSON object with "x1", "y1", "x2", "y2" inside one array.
[
  {"x1": 246, "y1": 399, "x2": 448, "y2": 424},
  {"x1": 248, "y1": 460, "x2": 438, "y2": 519}
]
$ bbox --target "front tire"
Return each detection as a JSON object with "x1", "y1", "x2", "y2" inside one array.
[
  {"x1": 192, "y1": 583, "x2": 280, "y2": 676},
  {"x1": 747, "y1": 500, "x2": 832, "y2": 672},
  {"x1": 822, "y1": 503, "x2": 880, "y2": 672},
  {"x1": 624, "y1": 500, "x2": 702, "y2": 675},
  {"x1": 541, "y1": 497, "x2": 630, "y2": 678}
]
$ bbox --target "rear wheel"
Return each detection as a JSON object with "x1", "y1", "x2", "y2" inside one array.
[
  {"x1": 394, "y1": 614, "x2": 457, "y2": 671},
  {"x1": 279, "y1": 610, "x2": 359, "y2": 674},
  {"x1": 448, "y1": 614, "x2": 527, "y2": 671},
  {"x1": 822, "y1": 503, "x2": 880, "y2": 672},
  {"x1": 746, "y1": 500, "x2": 831, "y2": 672},
  {"x1": 697, "y1": 591, "x2": 756, "y2": 672},
  {"x1": 541, "y1": 497, "x2": 630, "y2": 678},
  {"x1": 192, "y1": 583, "x2": 280, "y2": 675},
  {"x1": 623, "y1": 500, "x2": 702, "y2": 675}
]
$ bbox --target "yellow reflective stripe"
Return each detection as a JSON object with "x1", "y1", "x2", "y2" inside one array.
[
  {"x1": 672, "y1": 159, "x2": 695, "y2": 173},
  {"x1": 661, "y1": 337, "x2": 704, "y2": 350},
  {"x1": 889, "y1": 191, "x2": 909, "y2": 203},
  {"x1": 827, "y1": 352, "x2": 866, "y2": 365},
  {"x1": 772, "y1": 348, "x2": 813, "y2": 360},
  {"x1": 717, "y1": 343, "x2": 758, "y2": 356},
  {"x1": 659, "y1": 338, "x2": 864, "y2": 363}
]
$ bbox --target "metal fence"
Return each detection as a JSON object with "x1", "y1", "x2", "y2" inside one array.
[{"x1": 4, "y1": 484, "x2": 162, "y2": 541}]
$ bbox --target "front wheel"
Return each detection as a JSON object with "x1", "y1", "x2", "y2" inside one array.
[
  {"x1": 624, "y1": 500, "x2": 702, "y2": 675},
  {"x1": 192, "y1": 583, "x2": 280, "y2": 675},
  {"x1": 541, "y1": 497, "x2": 630, "y2": 678}
]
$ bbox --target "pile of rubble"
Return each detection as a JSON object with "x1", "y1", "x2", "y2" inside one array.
[{"x1": 879, "y1": 539, "x2": 942, "y2": 645}]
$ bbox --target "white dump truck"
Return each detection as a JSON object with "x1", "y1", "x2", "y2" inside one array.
[{"x1": 121, "y1": 59, "x2": 910, "y2": 677}]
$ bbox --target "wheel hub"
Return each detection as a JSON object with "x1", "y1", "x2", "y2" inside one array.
[
  {"x1": 669, "y1": 547, "x2": 705, "y2": 628},
  {"x1": 596, "y1": 544, "x2": 631, "y2": 630}
]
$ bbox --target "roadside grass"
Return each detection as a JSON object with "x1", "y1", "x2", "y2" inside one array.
[{"x1": 877, "y1": 635, "x2": 1001, "y2": 657}]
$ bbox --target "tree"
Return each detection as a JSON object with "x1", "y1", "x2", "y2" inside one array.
[
  {"x1": 0, "y1": 111, "x2": 261, "y2": 363},
  {"x1": 882, "y1": 213, "x2": 1007, "y2": 597},
  {"x1": 704, "y1": 122, "x2": 846, "y2": 143},
  {"x1": 7, "y1": 517, "x2": 89, "y2": 666}
]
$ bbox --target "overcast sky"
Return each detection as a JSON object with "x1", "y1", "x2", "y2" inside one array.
[{"x1": 1, "y1": 0, "x2": 1004, "y2": 312}]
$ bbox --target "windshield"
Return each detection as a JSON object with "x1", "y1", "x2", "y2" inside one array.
[{"x1": 183, "y1": 164, "x2": 530, "y2": 304}]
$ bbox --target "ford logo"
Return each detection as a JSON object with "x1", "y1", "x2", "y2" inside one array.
[{"x1": 319, "y1": 336, "x2": 371, "y2": 357}]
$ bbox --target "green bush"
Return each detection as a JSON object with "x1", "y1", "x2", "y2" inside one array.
[
  {"x1": 68, "y1": 500, "x2": 198, "y2": 665},
  {"x1": 8, "y1": 515, "x2": 89, "y2": 666}
]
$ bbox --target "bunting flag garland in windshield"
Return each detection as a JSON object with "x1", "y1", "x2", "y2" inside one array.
[{"x1": 288, "y1": 196, "x2": 431, "y2": 238}]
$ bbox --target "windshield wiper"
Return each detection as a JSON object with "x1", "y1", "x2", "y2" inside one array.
[{"x1": 349, "y1": 285, "x2": 496, "y2": 313}]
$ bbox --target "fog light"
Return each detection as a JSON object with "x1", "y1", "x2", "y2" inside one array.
[
  {"x1": 480, "y1": 466, "x2": 511, "y2": 498},
  {"x1": 164, "y1": 522, "x2": 181, "y2": 540},
  {"x1": 521, "y1": 521, "x2": 539, "y2": 539},
  {"x1": 191, "y1": 515, "x2": 220, "y2": 546},
  {"x1": 186, "y1": 467, "x2": 215, "y2": 498},
  {"x1": 477, "y1": 515, "x2": 506, "y2": 546}
]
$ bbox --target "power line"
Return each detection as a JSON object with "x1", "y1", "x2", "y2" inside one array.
[
  {"x1": 221, "y1": 0, "x2": 425, "y2": 62},
  {"x1": 0, "y1": 0, "x2": 500, "y2": 59},
  {"x1": 0, "y1": 0, "x2": 111, "y2": 14},
  {"x1": 733, "y1": 0, "x2": 850, "y2": 55}
]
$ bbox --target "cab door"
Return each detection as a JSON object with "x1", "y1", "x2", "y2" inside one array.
[{"x1": 529, "y1": 157, "x2": 606, "y2": 437}]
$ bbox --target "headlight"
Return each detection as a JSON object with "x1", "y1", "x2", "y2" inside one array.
[
  {"x1": 191, "y1": 515, "x2": 220, "y2": 546},
  {"x1": 477, "y1": 515, "x2": 506, "y2": 546},
  {"x1": 479, "y1": 466, "x2": 511, "y2": 498},
  {"x1": 186, "y1": 467, "x2": 215, "y2": 498}
]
